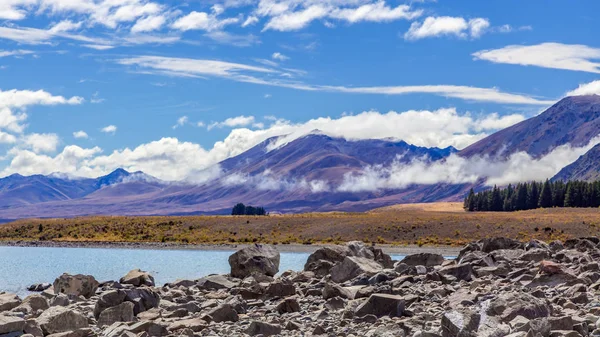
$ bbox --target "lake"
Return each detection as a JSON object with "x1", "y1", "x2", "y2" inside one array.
[{"x1": 0, "y1": 246, "x2": 410, "y2": 297}]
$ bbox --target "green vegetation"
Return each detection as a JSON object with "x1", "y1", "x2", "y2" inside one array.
[
  {"x1": 231, "y1": 203, "x2": 267, "y2": 216},
  {"x1": 464, "y1": 180, "x2": 600, "y2": 212}
]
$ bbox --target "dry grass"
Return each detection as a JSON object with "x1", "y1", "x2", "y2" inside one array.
[{"x1": 1, "y1": 203, "x2": 599, "y2": 246}]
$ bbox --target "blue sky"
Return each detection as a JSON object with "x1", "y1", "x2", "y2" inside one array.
[{"x1": 0, "y1": 0, "x2": 599, "y2": 181}]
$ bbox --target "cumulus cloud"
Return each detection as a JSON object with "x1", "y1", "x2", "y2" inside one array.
[
  {"x1": 131, "y1": 15, "x2": 167, "y2": 33},
  {"x1": 23, "y1": 133, "x2": 59, "y2": 153},
  {"x1": 0, "y1": 89, "x2": 83, "y2": 134},
  {"x1": 118, "y1": 55, "x2": 553, "y2": 105},
  {"x1": 566, "y1": 80, "x2": 600, "y2": 96},
  {"x1": 404, "y1": 16, "x2": 490, "y2": 40},
  {"x1": 208, "y1": 115, "x2": 256, "y2": 130},
  {"x1": 101, "y1": 125, "x2": 117, "y2": 134},
  {"x1": 73, "y1": 130, "x2": 89, "y2": 139},
  {"x1": 338, "y1": 135, "x2": 600, "y2": 192},
  {"x1": 171, "y1": 10, "x2": 238, "y2": 32},
  {"x1": 473, "y1": 43, "x2": 600, "y2": 74}
]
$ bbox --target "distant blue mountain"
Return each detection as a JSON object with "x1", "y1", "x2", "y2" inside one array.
[{"x1": 0, "y1": 169, "x2": 160, "y2": 208}]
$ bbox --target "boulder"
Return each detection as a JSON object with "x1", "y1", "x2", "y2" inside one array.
[
  {"x1": 52, "y1": 273, "x2": 99, "y2": 298},
  {"x1": 94, "y1": 290, "x2": 127, "y2": 318},
  {"x1": 0, "y1": 293, "x2": 21, "y2": 312},
  {"x1": 0, "y1": 315, "x2": 25, "y2": 334},
  {"x1": 119, "y1": 269, "x2": 155, "y2": 287},
  {"x1": 203, "y1": 304, "x2": 239, "y2": 323},
  {"x1": 486, "y1": 292, "x2": 551, "y2": 322},
  {"x1": 197, "y1": 275, "x2": 237, "y2": 290},
  {"x1": 400, "y1": 253, "x2": 445, "y2": 267},
  {"x1": 228, "y1": 244, "x2": 280, "y2": 278},
  {"x1": 354, "y1": 294, "x2": 405, "y2": 318},
  {"x1": 167, "y1": 318, "x2": 208, "y2": 332},
  {"x1": 15, "y1": 295, "x2": 49, "y2": 314},
  {"x1": 439, "y1": 263, "x2": 474, "y2": 281},
  {"x1": 441, "y1": 309, "x2": 480, "y2": 337},
  {"x1": 246, "y1": 321, "x2": 282, "y2": 336},
  {"x1": 35, "y1": 307, "x2": 88, "y2": 335},
  {"x1": 481, "y1": 237, "x2": 525, "y2": 252},
  {"x1": 304, "y1": 246, "x2": 350, "y2": 276},
  {"x1": 276, "y1": 297, "x2": 301, "y2": 314},
  {"x1": 331, "y1": 256, "x2": 383, "y2": 283},
  {"x1": 124, "y1": 288, "x2": 160, "y2": 315},
  {"x1": 97, "y1": 302, "x2": 135, "y2": 327}
]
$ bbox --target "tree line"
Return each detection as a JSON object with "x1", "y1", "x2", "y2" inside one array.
[
  {"x1": 231, "y1": 203, "x2": 267, "y2": 216},
  {"x1": 464, "y1": 180, "x2": 600, "y2": 212}
]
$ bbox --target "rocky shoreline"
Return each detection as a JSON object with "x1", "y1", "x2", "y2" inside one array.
[
  {"x1": 1, "y1": 237, "x2": 599, "y2": 336},
  {"x1": 0, "y1": 240, "x2": 461, "y2": 256}
]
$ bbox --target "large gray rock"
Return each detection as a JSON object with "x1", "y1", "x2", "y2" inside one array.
[
  {"x1": 124, "y1": 288, "x2": 160, "y2": 315},
  {"x1": 400, "y1": 253, "x2": 445, "y2": 267},
  {"x1": 36, "y1": 306, "x2": 88, "y2": 335},
  {"x1": 354, "y1": 294, "x2": 405, "y2": 318},
  {"x1": 228, "y1": 244, "x2": 280, "y2": 278},
  {"x1": 97, "y1": 301, "x2": 135, "y2": 327},
  {"x1": 441, "y1": 309, "x2": 480, "y2": 337},
  {"x1": 119, "y1": 269, "x2": 155, "y2": 287},
  {"x1": 304, "y1": 246, "x2": 349, "y2": 276},
  {"x1": 486, "y1": 292, "x2": 551, "y2": 322},
  {"x1": 52, "y1": 273, "x2": 99, "y2": 298},
  {"x1": 331, "y1": 256, "x2": 383, "y2": 283},
  {"x1": 0, "y1": 315, "x2": 25, "y2": 334},
  {"x1": 94, "y1": 290, "x2": 126, "y2": 318},
  {"x1": 14, "y1": 294, "x2": 49, "y2": 314},
  {"x1": 203, "y1": 304, "x2": 239, "y2": 323},
  {"x1": 0, "y1": 293, "x2": 21, "y2": 312},
  {"x1": 197, "y1": 275, "x2": 237, "y2": 290},
  {"x1": 439, "y1": 263, "x2": 474, "y2": 281},
  {"x1": 481, "y1": 237, "x2": 525, "y2": 253},
  {"x1": 246, "y1": 321, "x2": 282, "y2": 336}
]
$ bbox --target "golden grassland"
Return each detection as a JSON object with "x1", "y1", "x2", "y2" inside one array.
[{"x1": 1, "y1": 203, "x2": 600, "y2": 247}]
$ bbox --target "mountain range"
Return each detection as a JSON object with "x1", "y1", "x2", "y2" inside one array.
[{"x1": 1, "y1": 95, "x2": 599, "y2": 219}]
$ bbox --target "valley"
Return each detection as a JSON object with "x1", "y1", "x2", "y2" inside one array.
[{"x1": 2, "y1": 203, "x2": 600, "y2": 247}]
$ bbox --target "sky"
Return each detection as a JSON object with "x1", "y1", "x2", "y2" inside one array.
[{"x1": 1, "y1": 0, "x2": 600, "y2": 182}]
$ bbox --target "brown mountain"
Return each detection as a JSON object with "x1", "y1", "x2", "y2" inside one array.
[
  {"x1": 460, "y1": 95, "x2": 600, "y2": 159},
  {"x1": 553, "y1": 143, "x2": 600, "y2": 181}
]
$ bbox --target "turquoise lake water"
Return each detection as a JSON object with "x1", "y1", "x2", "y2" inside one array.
[{"x1": 0, "y1": 246, "x2": 409, "y2": 296}]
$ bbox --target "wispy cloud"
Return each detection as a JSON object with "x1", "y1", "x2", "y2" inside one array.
[
  {"x1": 473, "y1": 43, "x2": 600, "y2": 74},
  {"x1": 117, "y1": 55, "x2": 554, "y2": 105}
]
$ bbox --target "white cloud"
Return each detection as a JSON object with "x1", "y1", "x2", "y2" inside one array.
[
  {"x1": 171, "y1": 10, "x2": 239, "y2": 31},
  {"x1": 90, "y1": 91, "x2": 105, "y2": 104},
  {"x1": 261, "y1": 1, "x2": 422, "y2": 32},
  {"x1": 404, "y1": 16, "x2": 490, "y2": 40},
  {"x1": 131, "y1": 15, "x2": 167, "y2": 33},
  {"x1": 329, "y1": 2, "x2": 422, "y2": 23},
  {"x1": 566, "y1": 80, "x2": 600, "y2": 97},
  {"x1": 242, "y1": 15, "x2": 259, "y2": 27},
  {"x1": 0, "y1": 89, "x2": 84, "y2": 109},
  {"x1": 82, "y1": 44, "x2": 114, "y2": 50},
  {"x1": 473, "y1": 43, "x2": 600, "y2": 74},
  {"x1": 73, "y1": 130, "x2": 89, "y2": 139},
  {"x1": 49, "y1": 20, "x2": 83, "y2": 33},
  {"x1": 2, "y1": 145, "x2": 102, "y2": 178},
  {"x1": 263, "y1": 5, "x2": 329, "y2": 31},
  {"x1": 23, "y1": 133, "x2": 59, "y2": 153},
  {"x1": 172, "y1": 116, "x2": 188, "y2": 129},
  {"x1": 0, "y1": 131, "x2": 17, "y2": 144},
  {"x1": 208, "y1": 115, "x2": 256, "y2": 130},
  {"x1": 101, "y1": 125, "x2": 117, "y2": 134},
  {"x1": 272, "y1": 52, "x2": 289, "y2": 61},
  {"x1": 0, "y1": 49, "x2": 34, "y2": 57},
  {"x1": 338, "y1": 135, "x2": 600, "y2": 192},
  {"x1": 118, "y1": 55, "x2": 553, "y2": 105}
]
